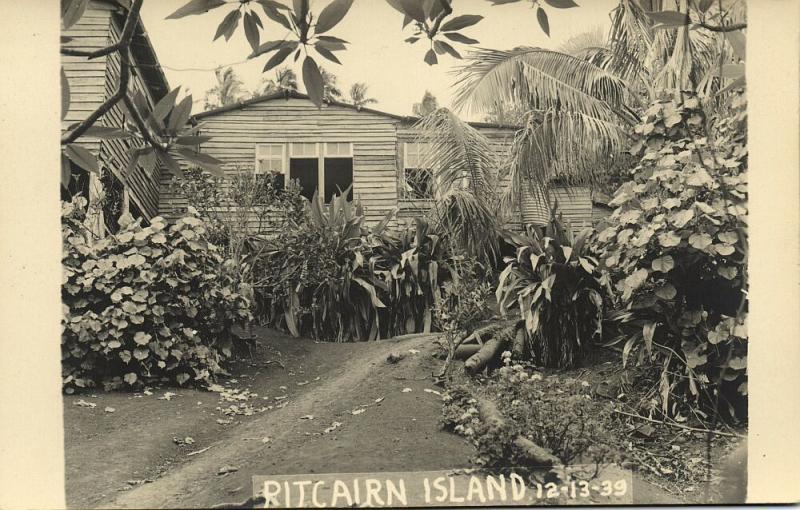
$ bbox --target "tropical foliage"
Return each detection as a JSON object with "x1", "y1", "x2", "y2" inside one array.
[
  {"x1": 593, "y1": 90, "x2": 748, "y2": 421},
  {"x1": 348, "y1": 82, "x2": 377, "y2": 109},
  {"x1": 414, "y1": 108, "x2": 503, "y2": 265},
  {"x1": 496, "y1": 212, "x2": 606, "y2": 368},
  {"x1": 250, "y1": 191, "x2": 457, "y2": 342},
  {"x1": 61, "y1": 197, "x2": 251, "y2": 392},
  {"x1": 257, "y1": 67, "x2": 299, "y2": 96},
  {"x1": 203, "y1": 67, "x2": 248, "y2": 110}
]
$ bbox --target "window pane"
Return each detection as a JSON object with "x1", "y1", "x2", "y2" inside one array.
[
  {"x1": 289, "y1": 158, "x2": 318, "y2": 201},
  {"x1": 403, "y1": 168, "x2": 433, "y2": 200},
  {"x1": 324, "y1": 157, "x2": 353, "y2": 203},
  {"x1": 257, "y1": 158, "x2": 283, "y2": 174},
  {"x1": 292, "y1": 143, "x2": 317, "y2": 157}
]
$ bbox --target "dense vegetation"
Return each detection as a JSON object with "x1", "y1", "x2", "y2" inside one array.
[
  {"x1": 61, "y1": 198, "x2": 251, "y2": 392},
  {"x1": 59, "y1": 0, "x2": 748, "y2": 441}
]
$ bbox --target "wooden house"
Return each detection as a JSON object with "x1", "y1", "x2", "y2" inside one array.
[
  {"x1": 61, "y1": 0, "x2": 169, "y2": 232},
  {"x1": 157, "y1": 91, "x2": 595, "y2": 232}
]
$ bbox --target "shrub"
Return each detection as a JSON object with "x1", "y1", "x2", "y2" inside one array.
[
  {"x1": 443, "y1": 356, "x2": 620, "y2": 468},
  {"x1": 495, "y1": 212, "x2": 606, "y2": 368},
  {"x1": 592, "y1": 91, "x2": 748, "y2": 421},
  {"x1": 251, "y1": 192, "x2": 459, "y2": 341},
  {"x1": 250, "y1": 191, "x2": 389, "y2": 341},
  {"x1": 61, "y1": 197, "x2": 251, "y2": 392},
  {"x1": 371, "y1": 217, "x2": 459, "y2": 336}
]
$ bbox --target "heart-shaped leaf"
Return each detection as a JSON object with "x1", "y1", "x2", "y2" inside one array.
[{"x1": 424, "y1": 48, "x2": 438, "y2": 66}]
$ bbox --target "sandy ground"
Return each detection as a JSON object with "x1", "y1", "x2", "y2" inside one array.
[{"x1": 63, "y1": 327, "x2": 685, "y2": 508}]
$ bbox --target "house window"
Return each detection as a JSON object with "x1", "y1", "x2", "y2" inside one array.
[
  {"x1": 402, "y1": 142, "x2": 434, "y2": 200},
  {"x1": 256, "y1": 143, "x2": 286, "y2": 187},
  {"x1": 324, "y1": 143, "x2": 353, "y2": 202},
  {"x1": 281, "y1": 142, "x2": 354, "y2": 203}
]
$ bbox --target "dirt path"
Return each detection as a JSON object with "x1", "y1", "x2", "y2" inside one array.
[
  {"x1": 64, "y1": 328, "x2": 682, "y2": 508},
  {"x1": 65, "y1": 330, "x2": 473, "y2": 508}
]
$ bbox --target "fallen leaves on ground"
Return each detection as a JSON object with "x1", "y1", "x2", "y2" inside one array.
[
  {"x1": 351, "y1": 408, "x2": 365, "y2": 415},
  {"x1": 158, "y1": 392, "x2": 177, "y2": 401},
  {"x1": 300, "y1": 414, "x2": 314, "y2": 420},
  {"x1": 323, "y1": 422, "x2": 342, "y2": 434},
  {"x1": 104, "y1": 407, "x2": 116, "y2": 413},
  {"x1": 217, "y1": 465, "x2": 238, "y2": 475},
  {"x1": 401, "y1": 388, "x2": 412, "y2": 393},
  {"x1": 424, "y1": 388, "x2": 442, "y2": 396},
  {"x1": 74, "y1": 400, "x2": 96, "y2": 408}
]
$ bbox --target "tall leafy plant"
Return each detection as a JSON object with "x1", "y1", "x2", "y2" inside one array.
[
  {"x1": 251, "y1": 190, "x2": 386, "y2": 341},
  {"x1": 496, "y1": 211, "x2": 606, "y2": 368}
]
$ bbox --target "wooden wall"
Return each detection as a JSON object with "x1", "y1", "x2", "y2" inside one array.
[
  {"x1": 159, "y1": 98, "x2": 400, "y2": 225},
  {"x1": 158, "y1": 97, "x2": 596, "y2": 234},
  {"x1": 61, "y1": 0, "x2": 165, "y2": 220},
  {"x1": 100, "y1": 14, "x2": 163, "y2": 219},
  {"x1": 61, "y1": 0, "x2": 114, "y2": 155}
]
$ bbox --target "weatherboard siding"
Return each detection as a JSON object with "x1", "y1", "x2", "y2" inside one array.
[
  {"x1": 159, "y1": 96, "x2": 595, "y2": 232},
  {"x1": 159, "y1": 98, "x2": 401, "y2": 225},
  {"x1": 98, "y1": 15, "x2": 163, "y2": 219},
  {"x1": 61, "y1": 1, "x2": 116, "y2": 155},
  {"x1": 61, "y1": 1, "x2": 165, "y2": 219}
]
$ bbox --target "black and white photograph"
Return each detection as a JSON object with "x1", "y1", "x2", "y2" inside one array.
[{"x1": 2, "y1": 0, "x2": 799, "y2": 508}]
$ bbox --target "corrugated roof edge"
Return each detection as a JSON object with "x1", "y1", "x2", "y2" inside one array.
[{"x1": 191, "y1": 90, "x2": 521, "y2": 130}]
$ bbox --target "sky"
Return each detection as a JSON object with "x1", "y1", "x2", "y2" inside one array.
[{"x1": 139, "y1": 0, "x2": 619, "y2": 120}]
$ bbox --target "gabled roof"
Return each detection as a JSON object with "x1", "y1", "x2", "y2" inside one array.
[
  {"x1": 192, "y1": 90, "x2": 520, "y2": 130},
  {"x1": 106, "y1": 1, "x2": 170, "y2": 102}
]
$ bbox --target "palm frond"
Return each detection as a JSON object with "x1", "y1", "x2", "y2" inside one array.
[
  {"x1": 607, "y1": 0, "x2": 656, "y2": 90},
  {"x1": 413, "y1": 108, "x2": 498, "y2": 201},
  {"x1": 453, "y1": 47, "x2": 634, "y2": 124},
  {"x1": 412, "y1": 109, "x2": 504, "y2": 264},
  {"x1": 507, "y1": 109, "x2": 629, "y2": 195},
  {"x1": 431, "y1": 189, "x2": 500, "y2": 265}
]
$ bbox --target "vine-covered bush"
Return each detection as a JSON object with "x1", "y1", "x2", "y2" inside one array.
[
  {"x1": 62, "y1": 198, "x2": 251, "y2": 392},
  {"x1": 593, "y1": 91, "x2": 748, "y2": 421},
  {"x1": 495, "y1": 212, "x2": 606, "y2": 368}
]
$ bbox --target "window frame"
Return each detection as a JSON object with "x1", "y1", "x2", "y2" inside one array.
[
  {"x1": 401, "y1": 141, "x2": 435, "y2": 202},
  {"x1": 255, "y1": 143, "x2": 287, "y2": 175}
]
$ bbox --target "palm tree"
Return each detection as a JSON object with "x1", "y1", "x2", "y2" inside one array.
[
  {"x1": 453, "y1": 46, "x2": 635, "y2": 201},
  {"x1": 203, "y1": 67, "x2": 247, "y2": 110},
  {"x1": 591, "y1": 0, "x2": 744, "y2": 99},
  {"x1": 348, "y1": 82, "x2": 377, "y2": 110},
  {"x1": 414, "y1": 108, "x2": 502, "y2": 264},
  {"x1": 257, "y1": 67, "x2": 298, "y2": 96},
  {"x1": 319, "y1": 67, "x2": 342, "y2": 101},
  {"x1": 412, "y1": 91, "x2": 439, "y2": 117}
]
